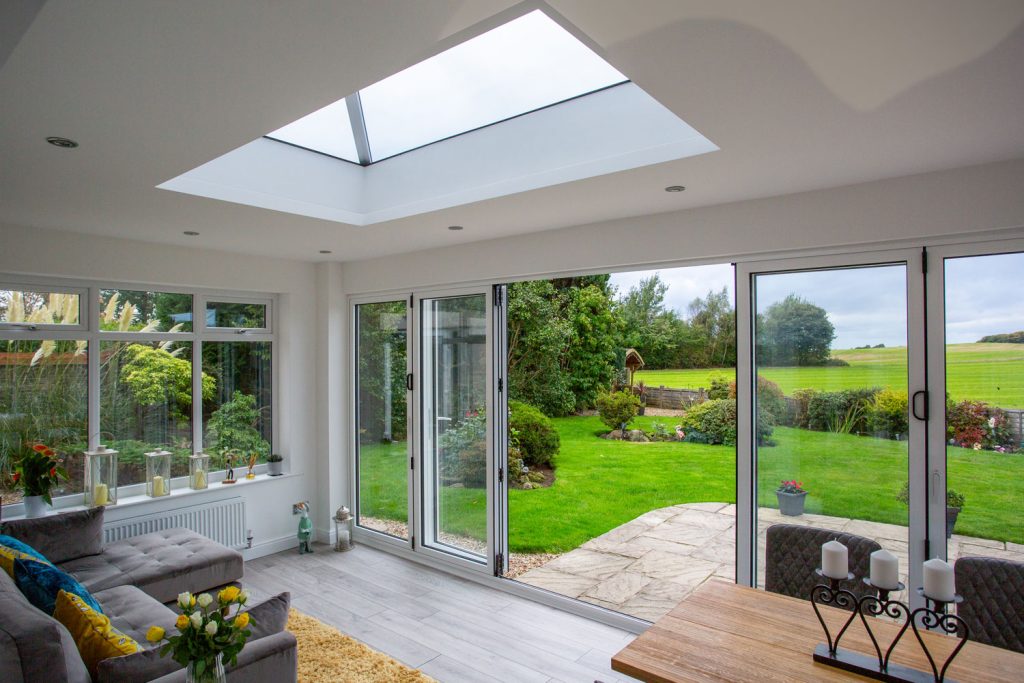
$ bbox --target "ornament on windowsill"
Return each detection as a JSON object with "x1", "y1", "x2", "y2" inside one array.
[
  {"x1": 245, "y1": 452, "x2": 257, "y2": 480},
  {"x1": 221, "y1": 450, "x2": 237, "y2": 485}
]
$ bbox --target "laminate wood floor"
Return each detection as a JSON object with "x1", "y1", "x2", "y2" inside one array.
[{"x1": 243, "y1": 543, "x2": 640, "y2": 683}]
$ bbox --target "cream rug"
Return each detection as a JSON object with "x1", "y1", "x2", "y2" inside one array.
[{"x1": 286, "y1": 609, "x2": 436, "y2": 683}]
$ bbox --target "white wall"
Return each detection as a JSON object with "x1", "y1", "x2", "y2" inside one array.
[
  {"x1": 341, "y1": 158, "x2": 1024, "y2": 293},
  {"x1": 0, "y1": 222, "x2": 320, "y2": 557}
]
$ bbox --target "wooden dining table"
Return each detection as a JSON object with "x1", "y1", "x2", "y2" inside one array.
[{"x1": 612, "y1": 579, "x2": 1023, "y2": 682}]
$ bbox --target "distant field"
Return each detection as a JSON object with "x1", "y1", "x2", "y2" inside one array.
[{"x1": 635, "y1": 343, "x2": 1024, "y2": 408}]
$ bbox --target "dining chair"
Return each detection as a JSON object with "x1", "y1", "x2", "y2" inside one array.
[
  {"x1": 764, "y1": 524, "x2": 881, "y2": 603},
  {"x1": 954, "y1": 556, "x2": 1024, "y2": 654}
]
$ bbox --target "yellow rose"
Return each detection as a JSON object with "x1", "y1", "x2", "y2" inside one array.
[
  {"x1": 146, "y1": 626, "x2": 165, "y2": 643},
  {"x1": 218, "y1": 586, "x2": 241, "y2": 603},
  {"x1": 190, "y1": 596, "x2": 196, "y2": 607},
  {"x1": 234, "y1": 611, "x2": 250, "y2": 629},
  {"x1": 175, "y1": 614, "x2": 189, "y2": 630}
]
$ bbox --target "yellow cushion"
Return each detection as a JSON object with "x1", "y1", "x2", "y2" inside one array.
[
  {"x1": 0, "y1": 545, "x2": 39, "y2": 577},
  {"x1": 52, "y1": 589, "x2": 140, "y2": 677}
]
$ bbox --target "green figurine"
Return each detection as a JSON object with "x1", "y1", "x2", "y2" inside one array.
[{"x1": 297, "y1": 502, "x2": 313, "y2": 554}]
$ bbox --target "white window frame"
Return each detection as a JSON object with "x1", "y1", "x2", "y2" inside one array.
[
  {"x1": 0, "y1": 274, "x2": 277, "y2": 508},
  {"x1": 0, "y1": 280, "x2": 88, "y2": 332}
]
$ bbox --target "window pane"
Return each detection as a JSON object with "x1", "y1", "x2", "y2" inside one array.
[
  {"x1": 205, "y1": 302, "x2": 267, "y2": 329},
  {"x1": 1, "y1": 288, "x2": 79, "y2": 325},
  {"x1": 100, "y1": 340, "x2": 194, "y2": 486},
  {"x1": 360, "y1": 10, "x2": 626, "y2": 160},
  {"x1": 754, "y1": 265, "x2": 910, "y2": 598},
  {"x1": 356, "y1": 302, "x2": 408, "y2": 539},
  {"x1": 203, "y1": 342, "x2": 272, "y2": 468},
  {"x1": 0, "y1": 339, "x2": 88, "y2": 501},
  {"x1": 100, "y1": 289, "x2": 192, "y2": 332},
  {"x1": 266, "y1": 97, "x2": 360, "y2": 163}
]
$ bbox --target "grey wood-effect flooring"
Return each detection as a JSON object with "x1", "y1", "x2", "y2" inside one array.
[{"x1": 243, "y1": 543, "x2": 640, "y2": 683}]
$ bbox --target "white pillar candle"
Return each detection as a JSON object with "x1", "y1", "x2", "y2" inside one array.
[
  {"x1": 152, "y1": 475, "x2": 165, "y2": 497},
  {"x1": 93, "y1": 483, "x2": 109, "y2": 506},
  {"x1": 822, "y1": 540, "x2": 849, "y2": 579},
  {"x1": 869, "y1": 549, "x2": 900, "y2": 590},
  {"x1": 923, "y1": 558, "x2": 956, "y2": 602}
]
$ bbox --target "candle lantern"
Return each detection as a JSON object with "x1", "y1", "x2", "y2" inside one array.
[
  {"x1": 145, "y1": 450, "x2": 172, "y2": 498},
  {"x1": 189, "y1": 453, "x2": 210, "y2": 490},
  {"x1": 333, "y1": 506, "x2": 354, "y2": 552},
  {"x1": 84, "y1": 445, "x2": 118, "y2": 506}
]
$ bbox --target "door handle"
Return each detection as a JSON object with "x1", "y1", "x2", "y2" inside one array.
[{"x1": 912, "y1": 390, "x2": 928, "y2": 421}]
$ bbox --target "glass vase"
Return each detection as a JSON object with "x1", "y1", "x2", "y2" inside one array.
[{"x1": 186, "y1": 653, "x2": 225, "y2": 683}]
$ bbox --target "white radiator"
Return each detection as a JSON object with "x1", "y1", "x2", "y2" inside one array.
[{"x1": 103, "y1": 497, "x2": 247, "y2": 549}]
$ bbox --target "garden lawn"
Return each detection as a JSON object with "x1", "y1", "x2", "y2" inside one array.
[
  {"x1": 359, "y1": 419, "x2": 1024, "y2": 554},
  {"x1": 636, "y1": 343, "x2": 1024, "y2": 408}
]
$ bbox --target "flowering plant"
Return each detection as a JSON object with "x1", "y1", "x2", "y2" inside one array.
[
  {"x1": 147, "y1": 587, "x2": 254, "y2": 681},
  {"x1": 776, "y1": 480, "x2": 807, "y2": 494},
  {"x1": 8, "y1": 441, "x2": 68, "y2": 503}
]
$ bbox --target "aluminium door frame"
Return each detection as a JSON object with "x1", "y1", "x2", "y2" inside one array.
[{"x1": 736, "y1": 248, "x2": 928, "y2": 608}]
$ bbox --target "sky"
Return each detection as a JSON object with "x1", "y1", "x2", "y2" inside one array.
[{"x1": 608, "y1": 252, "x2": 1024, "y2": 349}]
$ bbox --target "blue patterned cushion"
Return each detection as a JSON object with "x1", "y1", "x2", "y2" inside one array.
[
  {"x1": 0, "y1": 533, "x2": 52, "y2": 565},
  {"x1": 13, "y1": 556, "x2": 104, "y2": 615}
]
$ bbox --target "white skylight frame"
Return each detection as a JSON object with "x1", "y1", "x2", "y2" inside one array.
[{"x1": 265, "y1": 9, "x2": 628, "y2": 165}]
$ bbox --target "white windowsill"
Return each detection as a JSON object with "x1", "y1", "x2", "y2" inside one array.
[{"x1": 1, "y1": 470, "x2": 300, "y2": 521}]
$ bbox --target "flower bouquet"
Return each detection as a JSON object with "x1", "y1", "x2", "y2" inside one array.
[{"x1": 147, "y1": 587, "x2": 254, "y2": 683}]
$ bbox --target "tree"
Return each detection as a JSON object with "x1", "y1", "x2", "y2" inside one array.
[
  {"x1": 685, "y1": 287, "x2": 736, "y2": 368},
  {"x1": 759, "y1": 294, "x2": 835, "y2": 366},
  {"x1": 507, "y1": 280, "x2": 575, "y2": 416},
  {"x1": 614, "y1": 275, "x2": 682, "y2": 369},
  {"x1": 563, "y1": 285, "x2": 620, "y2": 409},
  {"x1": 204, "y1": 391, "x2": 270, "y2": 459}
]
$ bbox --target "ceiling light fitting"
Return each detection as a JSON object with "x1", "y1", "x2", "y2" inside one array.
[
  {"x1": 665, "y1": 185, "x2": 686, "y2": 192},
  {"x1": 183, "y1": 231, "x2": 200, "y2": 236},
  {"x1": 46, "y1": 136, "x2": 79, "y2": 149},
  {"x1": 319, "y1": 250, "x2": 332, "y2": 254},
  {"x1": 448, "y1": 225, "x2": 464, "y2": 231}
]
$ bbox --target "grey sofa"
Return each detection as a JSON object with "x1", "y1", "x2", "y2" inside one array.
[{"x1": 0, "y1": 507, "x2": 297, "y2": 682}]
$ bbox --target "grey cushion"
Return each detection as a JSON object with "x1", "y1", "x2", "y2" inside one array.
[
  {"x1": 955, "y1": 555, "x2": 1024, "y2": 654},
  {"x1": 244, "y1": 591, "x2": 291, "y2": 640},
  {"x1": 0, "y1": 569, "x2": 90, "y2": 683},
  {"x1": 764, "y1": 524, "x2": 881, "y2": 604},
  {"x1": 2, "y1": 506, "x2": 104, "y2": 564},
  {"x1": 61, "y1": 527, "x2": 243, "y2": 603},
  {"x1": 93, "y1": 584, "x2": 178, "y2": 646}
]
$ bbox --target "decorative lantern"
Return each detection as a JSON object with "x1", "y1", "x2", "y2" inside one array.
[
  {"x1": 189, "y1": 453, "x2": 210, "y2": 490},
  {"x1": 145, "y1": 450, "x2": 172, "y2": 497},
  {"x1": 84, "y1": 445, "x2": 118, "y2": 506},
  {"x1": 333, "y1": 506, "x2": 354, "y2": 552}
]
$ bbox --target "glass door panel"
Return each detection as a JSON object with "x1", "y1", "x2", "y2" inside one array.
[
  {"x1": 752, "y1": 264, "x2": 913, "y2": 598},
  {"x1": 942, "y1": 252, "x2": 1024, "y2": 562},
  {"x1": 355, "y1": 301, "x2": 409, "y2": 540},
  {"x1": 421, "y1": 293, "x2": 491, "y2": 563}
]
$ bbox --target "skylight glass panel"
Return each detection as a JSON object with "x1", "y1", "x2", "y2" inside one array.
[
  {"x1": 267, "y1": 97, "x2": 359, "y2": 163},
  {"x1": 360, "y1": 9, "x2": 626, "y2": 160}
]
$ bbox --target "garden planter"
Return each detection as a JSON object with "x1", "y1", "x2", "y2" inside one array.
[
  {"x1": 946, "y1": 506, "x2": 960, "y2": 539},
  {"x1": 638, "y1": 405, "x2": 646, "y2": 416},
  {"x1": 268, "y1": 460, "x2": 283, "y2": 476},
  {"x1": 23, "y1": 495, "x2": 48, "y2": 518},
  {"x1": 777, "y1": 491, "x2": 808, "y2": 516}
]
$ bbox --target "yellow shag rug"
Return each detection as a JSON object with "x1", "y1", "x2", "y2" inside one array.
[{"x1": 286, "y1": 609, "x2": 436, "y2": 683}]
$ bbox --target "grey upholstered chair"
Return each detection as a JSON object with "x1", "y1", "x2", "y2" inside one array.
[
  {"x1": 954, "y1": 556, "x2": 1024, "y2": 654},
  {"x1": 764, "y1": 524, "x2": 881, "y2": 603}
]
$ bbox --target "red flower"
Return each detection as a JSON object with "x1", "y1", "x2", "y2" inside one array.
[
  {"x1": 12, "y1": 473, "x2": 20, "y2": 482},
  {"x1": 32, "y1": 444, "x2": 48, "y2": 453},
  {"x1": 49, "y1": 467, "x2": 57, "y2": 478},
  {"x1": 44, "y1": 448, "x2": 56, "y2": 458}
]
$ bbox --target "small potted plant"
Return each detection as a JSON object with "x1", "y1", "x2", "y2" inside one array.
[
  {"x1": 8, "y1": 441, "x2": 68, "y2": 518},
  {"x1": 267, "y1": 453, "x2": 284, "y2": 477},
  {"x1": 635, "y1": 381, "x2": 648, "y2": 416},
  {"x1": 896, "y1": 482, "x2": 965, "y2": 538},
  {"x1": 776, "y1": 479, "x2": 808, "y2": 516}
]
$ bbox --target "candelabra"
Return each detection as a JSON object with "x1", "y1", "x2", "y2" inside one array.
[{"x1": 811, "y1": 569, "x2": 968, "y2": 683}]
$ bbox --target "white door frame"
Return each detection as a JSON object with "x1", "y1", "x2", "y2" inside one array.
[{"x1": 736, "y1": 248, "x2": 928, "y2": 607}]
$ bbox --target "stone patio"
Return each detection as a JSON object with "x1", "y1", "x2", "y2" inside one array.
[{"x1": 515, "y1": 502, "x2": 1024, "y2": 622}]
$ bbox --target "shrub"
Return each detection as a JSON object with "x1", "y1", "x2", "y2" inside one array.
[
  {"x1": 946, "y1": 399, "x2": 1011, "y2": 449},
  {"x1": 508, "y1": 401, "x2": 560, "y2": 468},
  {"x1": 756, "y1": 376, "x2": 788, "y2": 425},
  {"x1": 823, "y1": 357, "x2": 850, "y2": 367},
  {"x1": 790, "y1": 388, "x2": 817, "y2": 429},
  {"x1": 868, "y1": 389, "x2": 908, "y2": 438},
  {"x1": 596, "y1": 390, "x2": 640, "y2": 431},
  {"x1": 707, "y1": 376, "x2": 731, "y2": 400},
  {"x1": 678, "y1": 399, "x2": 737, "y2": 446},
  {"x1": 896, "y1": 481, "x2": 965, "y2": 508},
  {"x1": 439, "y1": 411, "x2": 486, "y2": 487},
  {"x1": 806, "y1": 388, "x2": 879, "y2": 434}
]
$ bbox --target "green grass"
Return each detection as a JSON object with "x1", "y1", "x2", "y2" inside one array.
[
  {"x1": 358, "y1": 418, "x2": 1024, "y2": 553},
  {"x1": 636, "y1": 343, "x2": 1024, "y2": 408}
]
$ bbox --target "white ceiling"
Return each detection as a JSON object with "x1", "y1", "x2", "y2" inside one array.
[{"x1": 1, "y1": 0, "x2": 1023, "y2": 263}]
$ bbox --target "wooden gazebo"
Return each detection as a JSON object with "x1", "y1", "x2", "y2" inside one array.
[{"x1": 624, "y1": 348, "x2": 645, "y2": 387}]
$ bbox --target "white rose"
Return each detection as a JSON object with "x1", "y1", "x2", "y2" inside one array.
[
  {"x1": 190, "y1": 612, "x2": 203, "y2": 629},
  {"x1": 237, "y1": 589, "x2": 249, "y2": 605},
  {"x1": 177, "y1": 592, "x2": 192, "y2": 610},
  {"x1": 205, "y1": 621, "x2": 218, "y2": 636},
  {"x1": 197, "y1": 593, "x2": 213, "y2": 608}
]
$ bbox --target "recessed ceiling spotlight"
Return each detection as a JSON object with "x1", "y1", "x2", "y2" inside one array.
[
  {"x1": 183, "y1": 230, "x2": 200, "y2": 236},
  {"x1": 664, "y1": 185, "x2": 686, "y2": 192},
  {"x1": 319, "y1": 250, "x2": 332, "y2": 254},
  {"x1": 46, "y1": 136, "x2": 79, "y2": 149},
  {"x1": 448, "y1": 225, "x2": 464, "y2": 231}
]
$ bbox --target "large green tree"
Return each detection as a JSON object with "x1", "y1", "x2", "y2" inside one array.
[
  {"x1": 614, "y1": 275, "x2": 685, "y2": 369},
  {"x1": 507, "y1": 281, "x2": 575, "y2": 416},
  {"x1": 563, "y1": 284, "x2": 620, "y2": 409},
  {"x1": 758, "y1": 294, "x2": 835, "y2": 366}
]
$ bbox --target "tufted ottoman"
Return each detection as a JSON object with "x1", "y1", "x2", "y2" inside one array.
[{"x1": 59, "y1": 527, "x2": 244, "y2": 604}]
